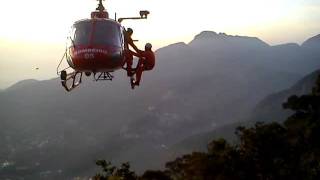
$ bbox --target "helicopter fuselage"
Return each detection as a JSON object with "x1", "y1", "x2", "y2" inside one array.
[
  {"x1": 57, "y1": 0, "x2": 151, "y2": 91},
  {"x1": 67, "y1": 19, "x2": 126, "y2": 73}
]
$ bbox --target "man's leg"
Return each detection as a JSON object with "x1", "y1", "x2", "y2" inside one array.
[
  {"x1": 134, "y1": 58, "x2": 147, "y2": 86},
  {"x1": 134, "y1": 66, "x2": 144, "y2": 86},
  {"x1": 131, "y1": 57, "x2": 142, "y2": 74},
  {"x1": 136, "y1": 57, "x2": 143, "y2": 68},
  {"x1": 130, "y1": 76, "x2": 135, "y2": 89},
  {"x1": 125, "y1": 51, "x2": 134, "y2": 76}
]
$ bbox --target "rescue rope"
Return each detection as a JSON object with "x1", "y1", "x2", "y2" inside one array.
[{"x1": 56, "y1": 49, "x2": 68, "y2": 75}]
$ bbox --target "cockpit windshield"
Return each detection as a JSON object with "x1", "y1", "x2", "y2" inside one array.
[
  {"x1": 93, "y1": 21, "x2": 122, "y2": 47},
  {"x1": 71, "y1": 20, "x2": 122, "y2": 47},
  {"x1": 73, "y1": 21, "x2": 91, "y2": 46}
]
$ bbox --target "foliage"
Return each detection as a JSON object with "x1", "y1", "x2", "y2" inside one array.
[
  {"x1": 94, "y1": 160, "x2": 170, "y2": 180},
  {"x1": 94, "y1": 160, "x2": 137, "y2": 180},
  {"x1": 140, "y1": 170, "x2": 172, "y2": 180}
]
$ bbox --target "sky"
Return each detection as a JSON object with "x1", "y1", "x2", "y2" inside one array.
[{"x1": 0, "y1": 0, "x2": 319, "y2": 88}]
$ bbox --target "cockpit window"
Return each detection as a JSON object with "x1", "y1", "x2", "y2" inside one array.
[
  {"x1": 71, "y1": 20, "x2": 122, "y2": 47},
  {"x1": 93, "y1": 21, "x2": 121, "y2": 47},
  {"x1": 73, "y1": 21, "x2": 92, "y2": 46}
]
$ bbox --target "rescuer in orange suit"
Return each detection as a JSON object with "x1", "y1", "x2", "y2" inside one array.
[
  {"x1": 123, "y1": 28, "x2": 140, "y2": 76},
  {"x1": 130, "y1": 43, "x2": 155, "y2": 88}
]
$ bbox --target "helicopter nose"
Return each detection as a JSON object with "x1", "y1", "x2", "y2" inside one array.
[{"x1": 109, "y1": 50, "x2": 123, "y2": 62}]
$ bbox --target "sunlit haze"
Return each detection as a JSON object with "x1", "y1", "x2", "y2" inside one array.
[{"x1": 0, "y1": 0, "x2": 319, "y2": 88}]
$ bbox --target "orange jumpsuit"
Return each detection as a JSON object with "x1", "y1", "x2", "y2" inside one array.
[
  {"x1": 123, "y1": 31, "x2": 140, "y2": 76},
  {"x1": 134, "y1": 50, "x2": 155, "y2": 85}
]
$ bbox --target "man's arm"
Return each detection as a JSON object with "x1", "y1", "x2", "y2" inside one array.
[
  {"x1": 128, "y1": 41, "x2": 140, "y2": 53},
  {"x1": 130, "y1": 50, "x2": 141, "y2": 57}
]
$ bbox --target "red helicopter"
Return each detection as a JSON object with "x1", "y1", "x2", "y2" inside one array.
[{"x1": 57, "y1": 0, "x2": 151, "y2": 91}]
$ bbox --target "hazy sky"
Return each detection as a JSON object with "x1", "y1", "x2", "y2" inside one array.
[{"x1": 0, "y1": 0, "x2": 319, "y2": 88}]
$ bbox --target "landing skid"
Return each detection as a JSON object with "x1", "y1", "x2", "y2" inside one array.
[
  {"x1": 59, "y1": 71, "x2": 115, "y2": 92},
  {"x1": 60, "y1": 70, "x2": 83, "y2": 92}
]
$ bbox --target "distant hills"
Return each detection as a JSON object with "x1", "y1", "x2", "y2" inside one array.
[
  {"x1": 302, "y1": 34, "x2": 320, "y2": 48},
  {"x1": 252, "y1": 69, "x2": 320, "y2": 123},
  {"x1": 0, "y1": 31, "x2": 320, "y2": 179},
  {"x1": 171, "y1": 69, "x2": 320, "y2": 155}
]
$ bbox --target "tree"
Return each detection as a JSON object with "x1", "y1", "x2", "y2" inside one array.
[
  {"x1": 282, "y1": 74, "x2": 320, "y2": 180},
  {"x1": 94, "y1": 160, "x2": 137, "y2": 180},
  {"x1": 141, "y1": 170, "x2": 172, "y2": 180}
]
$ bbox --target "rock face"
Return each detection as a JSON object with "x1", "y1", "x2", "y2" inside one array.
[{"x1": 1, "y1": 31, "x2": 320, "y2": 179}]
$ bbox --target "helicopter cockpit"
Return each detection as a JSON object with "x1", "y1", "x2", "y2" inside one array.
[
  {"x1": 65, "y1": 19, "x2": 125, "y2": 73},
  {"x1": 71, "y1": 19, "x2": 123, "y2": 48}
]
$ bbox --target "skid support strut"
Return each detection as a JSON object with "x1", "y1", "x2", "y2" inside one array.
[
  {"x1": 94, "y1": 72, "x2": 114, "y2": 81},
  {"x1": 60, "y1": 70, "x2": 83, "y2": 92}
]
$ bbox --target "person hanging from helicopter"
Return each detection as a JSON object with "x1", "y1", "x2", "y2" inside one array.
[
  {"x1": 123, "y1": 28, "x2": 141, "y2": 76},
  {"x1": 130, "y1": 43, "x2": 155, "y2": 88},
  {"x1": 124, "y1": 28, "x2": 140, "y2": 51}
]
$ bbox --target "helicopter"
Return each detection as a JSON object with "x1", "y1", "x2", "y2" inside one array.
[{"x1": 57, "y1": 0, "x2": 151, "y2": 92}]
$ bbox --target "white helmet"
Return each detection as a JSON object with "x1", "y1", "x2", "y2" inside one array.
[{"x1": 145, "y1": 43, "x2": 152, "y2": 50}]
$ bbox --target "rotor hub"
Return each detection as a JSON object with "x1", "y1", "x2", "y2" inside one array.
[{"x1": 91, "y1": 0, "x2": 109, "y2": 19}]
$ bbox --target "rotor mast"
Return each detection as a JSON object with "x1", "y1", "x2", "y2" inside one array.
[
  {"x1": 96, "y1": 0, "x2": 105, "y2": 12},
  {"x1": 91, "y1": 0, "x2": 109, "y2": 19}
]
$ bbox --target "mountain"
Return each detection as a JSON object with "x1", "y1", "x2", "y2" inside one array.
[
  {"x1": 189, "y1": 31, "x2": 269, "y2": 51},
  {"x1": 251, "y1": 69, "x2": 320, "y2": 123},
  {"x1": 172, "y1": 69, "x2": 320, "y2": 155},
  {"x1": 187, "y1": 32, "x2": 320, "y2": 76},
  {"x1": 1, "y1": 31, "x2": 319, "y2": 179},
  {"x1": 302, "y1": 34, "x2": 320, "y2": 49}
]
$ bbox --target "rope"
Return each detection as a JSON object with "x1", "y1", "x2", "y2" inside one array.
[{"x1": 56, "y1": 49, "x2": 67, "y2": 75}]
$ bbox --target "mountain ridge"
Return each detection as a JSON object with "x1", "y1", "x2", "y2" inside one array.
[
  {"x1": 1, "y1": 31, "x2": 320, "y2": 179},
  {"x1": 191, "y1": 31, "x2": 269, "y2": 45},
  {"x1": 302, "y1": 34, "x2": 320, "y2": 48},
  {"x1": 5, "y1": 79, "x2": 39, "y2": 91},
  {"x1": 171, "y1": 69, "x2": 320, "y2": 154}
]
